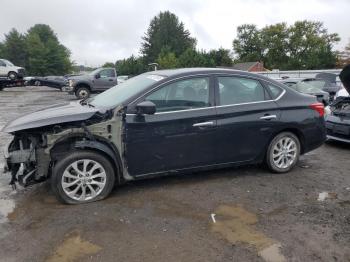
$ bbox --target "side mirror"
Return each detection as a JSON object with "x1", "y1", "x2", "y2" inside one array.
[
  {"x1": 95, "y1": 73, "x2": 101, "y2": 79},
  {"x1": 136, "y1": 101, "x2": 156, "y2": 115}
]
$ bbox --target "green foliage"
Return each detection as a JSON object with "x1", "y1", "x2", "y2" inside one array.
[
  {"x1": 2, "y1": 29, "x2": 27, "y2": 67},
  {"x1": 233, "y1": 20, "x2": 340, "y2": 70},
  {"x1": 141, "y1": 11, "x2": 196, "y2": 63},
  {"x1": 102, "y1": 62, "x2": 115, "y2": 68},
  {"x1": 207, "y1": 48, "x2": 233, "y2": 67},
  {"x1": 0, "y1": 24, "x2": 72, "y2": 75},
  {"x1": 116, "y1": 55, "x2": 145, "y2": 76},
  {"x1": 157, "y1": 48, "x2": 178, "y2": 69},
  {"x1": 178, "y1": 48, "x2": 214, "y2": 67}
]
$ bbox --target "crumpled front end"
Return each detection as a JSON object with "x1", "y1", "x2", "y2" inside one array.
[{"x1": 4, "y1": 133, "x2": 50, "y2": 188}]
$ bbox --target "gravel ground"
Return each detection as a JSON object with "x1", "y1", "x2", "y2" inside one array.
[{"x1": 0, "y1": 86, "x2": 349, "y2": 262}]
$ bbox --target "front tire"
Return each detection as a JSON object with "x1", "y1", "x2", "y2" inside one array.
[
  {"x1": 8, "y1": 71, "x2": 17, "y2": 80},
  {"x1": 75, "y1": 86, "x2": 90, "y2": 99},
  {"x1": 51, "y1": 150, "x2": 115, "y2": 204},
  {"x1": 266, "y1": 132, "x2": 300, "y2": 173}
]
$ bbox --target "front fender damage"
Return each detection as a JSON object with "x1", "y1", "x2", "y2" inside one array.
[{"x1": 4, "y1": 107, "x2": 131, "y2": 189}]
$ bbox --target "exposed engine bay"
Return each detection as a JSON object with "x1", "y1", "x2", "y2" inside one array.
[
  {"x1": 330, "y1": 97, "x2": 350, "y2": 117},
  {"x1": 3, "y1": 106, "x2": 126, "y2": 189}
]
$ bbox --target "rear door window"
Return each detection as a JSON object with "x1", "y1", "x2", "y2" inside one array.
[
  {"x1": 217, "y1": 76, "x2": 267, "y2": 106},
  {"x1": 265, "y1": 83, "x2": 284, "y2": 99}
]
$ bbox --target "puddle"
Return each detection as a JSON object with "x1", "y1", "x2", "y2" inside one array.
[
  {"x1": 212, "y1": 205, "x2": 286, "y2": 262},
  {"x1": 46, "y1": 232, "x2": 101, "y2": 262},
  {"x1": 0, "y1": 199, "x2": 15, "y2": 224},
  {"x1": 317, "y1": 192, "x2": 337, "y2": 201},
  {"x1": 258, "y1": 243, "x2": 286, "y2": 262}
]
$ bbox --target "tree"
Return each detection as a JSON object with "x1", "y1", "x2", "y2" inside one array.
[
  {"x1": 2, "y1": 29, "x2": 26, "y2": 67},
  {"x1": 0, "y1": 42, "x2": 5, "y2": 57},
  {"x1": 141, "y1": 11, "x2": 196, "y2": 63},
  {"x1": 102, "y1": 62, "x2": 115, "y2": 68},
  {"x1": 336, "y1": 41, "x2": 350, "y2": 68},
  {"x1": 156, "y1": 48, "x2": 178, "y2": 69},
  {"x1": 178, "y1": 48, "x2": 214, "y2": 67},
  {"x1": 25, "y1": 33, "x2": 48, "y2": 75},
  {"x1": 207, "y1": 48, "x2": 233, "y2": 67},
  {"x1": 232, "y1": 21, "x2": 340, "y2": 70},
  {"x1": 233, "y1": 24, "x2": 263, "y2": 63},
  {"x1": 116, "y1": 55, "x2": 145, "y2": 76}
]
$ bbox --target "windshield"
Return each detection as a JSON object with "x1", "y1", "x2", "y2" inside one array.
[
  {"x1": 90, "y1": 73, "x2": 166, "y2": 108},
  {"x1": 88, "y1": 68, "x2": 101, "y2": 76},
  {"x1": 3, "y1": 59, "x2": 14, "y2": 66},
  {"x1": 295, "y1": 82, "x2": 322, "y2": 93}
]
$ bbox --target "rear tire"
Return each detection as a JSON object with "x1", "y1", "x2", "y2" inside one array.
[
  {"x1": 75, "y1": 86, "x2": 90, "y2": 99},
  {"x1": 266, "y1": 132, "x2": 300, "y2": 173},
  {"x1": 8, "y1": 71, "x2": 17, "y2": 80},
  {"x1": 51, "y1": 150, "x2": 115, "y2": 204}
]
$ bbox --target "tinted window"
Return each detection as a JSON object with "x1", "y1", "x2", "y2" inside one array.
[
  {"x1": 0, "y1": 60, "x2": 5, "y2": 66},
  {"x1": 218, "y1": 77, "x2": 266, "y2": 105},
  {"x1": 266, "y1": 83, "x2": 283, "y2": 99},
  {"x1": 99, "y1": 69, "x2": 115, "y2": 78},
  {"x1": 146, "y1": 77, "x2": 210, "y2": 112}
]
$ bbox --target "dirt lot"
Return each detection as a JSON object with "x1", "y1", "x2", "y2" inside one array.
[{"x1": 0, "y1": 86, "x2": 349, "y2": 262}]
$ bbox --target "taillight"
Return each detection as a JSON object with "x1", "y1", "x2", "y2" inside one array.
[{"x1": 309, "y1": 102, "x2": 325, "y2": 117}]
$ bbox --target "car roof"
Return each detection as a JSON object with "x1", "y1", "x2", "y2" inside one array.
[{"x1": 144, "y1": 67, "x2": 269, "y2": 80}]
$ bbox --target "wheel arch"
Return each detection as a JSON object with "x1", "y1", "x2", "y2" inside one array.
[
  {"x1": 74, "y1": 82, "x2": 91, "y2": 91},
  {"x1": 50, "y1": 134, "x2": 123, "y2": 184}
]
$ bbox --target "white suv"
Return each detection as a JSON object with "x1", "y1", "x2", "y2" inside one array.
[{"x1": 0, "y1": 59, "x2": 25, "y2": 79}]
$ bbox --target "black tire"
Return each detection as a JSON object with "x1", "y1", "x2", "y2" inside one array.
[
  {"x1": 75, "y1": 86, "x2": 90, "y2": 99},
  {"x1": 8, "y1": 71, "x2": 17, "y2": 80},
  {"x1": 266, "y1": 132, "x2": 300, "y2": 173},
  {"x1": 51, "y1": 150, "x2": 116, "y2": 204}
]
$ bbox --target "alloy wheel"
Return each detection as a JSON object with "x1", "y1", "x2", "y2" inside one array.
[
  {"x1": 61, "y1": 159, "x2": 107, "y2": 201},
  {"x1": 272, "y1": 137, "x2": 297, "y2": 169}
]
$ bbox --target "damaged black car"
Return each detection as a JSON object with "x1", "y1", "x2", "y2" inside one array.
[
  {"x1": 2, "y1": 68, "x2": 326, "y2": 204},
  {"x1": 325, "y1": 65, "x2": 350, "y2": 143}
]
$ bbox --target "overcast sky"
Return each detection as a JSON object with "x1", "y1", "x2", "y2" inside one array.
[{"x1": 0, "y1": 0, "x2": 349, "y2": 66}]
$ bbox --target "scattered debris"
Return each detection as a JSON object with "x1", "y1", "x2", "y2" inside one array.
[
  {"x1": 317, "y1": 192, "x2": 337, "y2": 201},
  {"x1": 46, "y1": 232, "x2": 101, "y2": 262},
  {"x1": 211, "y1": 213, "x2": 216, "y2": 223}
]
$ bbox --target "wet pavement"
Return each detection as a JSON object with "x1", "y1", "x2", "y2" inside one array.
[{"x1": 0, "y1": 86, "x2": 350, "y2": 262}]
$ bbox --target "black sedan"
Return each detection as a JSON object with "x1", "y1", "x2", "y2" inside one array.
[{"x1": 2, "y1": 68, "x2": 326, "y2": 204}]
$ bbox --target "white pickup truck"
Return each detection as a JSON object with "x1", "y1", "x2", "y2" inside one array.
[{"x1": 0, "y1": 59, "x2": 25, "y2": 80}]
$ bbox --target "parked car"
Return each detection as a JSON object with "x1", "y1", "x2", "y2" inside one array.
[
  {"x1": 303, "y1": 73, "x2": 341, "y2": 101},
  {"x1": 325, "y1": 66, "x2": 350, "y2": 143},
  {"x1": 24, "y1": 75, "x2": 69, "y2": 89},
  {"x1": 280, "y1": 80, "x2": 330, "y2": 105},
  {"x1": 0, "y1": 59, "x2": 25, "y2": 80},
  {"x1": 63, "y1": 67, "x2": 118, "y2": 99},
  {"x1": 2, "y1": 68, "x2": 326, "y2": 204}
]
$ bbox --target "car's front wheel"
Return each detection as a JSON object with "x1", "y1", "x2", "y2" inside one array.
[
  {"x1": 75, "y1": 86, "x2": 90, "y2": 99},
  {"x1": 8, "y1": 71, "x2": 17, "y2": 80},
  {"x1": 51, "y1": 150, "x2": 115, "y2": 204},
  {"x1": 266, "y1": 132, "x2": 300, "y2": 173}
]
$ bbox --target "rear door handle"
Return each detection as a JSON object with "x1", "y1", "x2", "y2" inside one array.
[
  {"x1": 193, "y1": 121, "x2": 214, "y2": 127},
  {"x1": 260, "y1": 115, "x2": 277, "y2": 120}
]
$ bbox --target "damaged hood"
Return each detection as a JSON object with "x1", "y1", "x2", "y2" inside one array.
[{"x1": 2, "y1": 101, "x2": 101, "y2": 133}]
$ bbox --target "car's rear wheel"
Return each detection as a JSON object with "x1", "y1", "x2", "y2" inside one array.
[
  {"x1": 8, "y1": 71, "x2": 17, "y2": 80},
  {"x1": 51, "y1": 150, "x2": 115, "y2": 204},
  {"x1": 266, "y1": 132, "x2": 300, "y2": 173},
  {"x1": 75, "y1": 86, "x2": 90, "y2": 99}
]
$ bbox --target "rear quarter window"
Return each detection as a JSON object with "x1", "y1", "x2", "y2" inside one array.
[{"x1": 265, "y1": 83, "x2": 284, "y2": 99}]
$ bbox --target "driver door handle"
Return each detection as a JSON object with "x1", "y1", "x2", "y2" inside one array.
[
  {"x1": 260, "y1": 114, "x2": 277, "y2": 120},
  {"x1": 193, "y1": 121, "x2": 214, "y2": 127}
]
